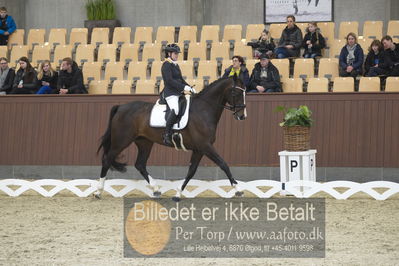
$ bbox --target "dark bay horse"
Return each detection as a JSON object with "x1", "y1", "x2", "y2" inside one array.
[{"x1": 95, "y1": 75, "x2": 247, "y2": 201}]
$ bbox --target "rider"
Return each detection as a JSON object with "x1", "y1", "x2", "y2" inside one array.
[{"x1": 161, "y1": 43, "x2": 195, "y2": 145}]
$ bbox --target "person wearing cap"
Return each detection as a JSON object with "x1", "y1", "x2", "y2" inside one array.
[
  {"x1": 160, "y1": 43, "x2": 194, "y2": 145},
  {"x1": 248, "y1": 53, "x2": 282, "y2": 93}
]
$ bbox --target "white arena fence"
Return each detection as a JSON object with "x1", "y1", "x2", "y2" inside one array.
[{"x1": 1, "y1": 179, "x2": 399, "y2": 200}]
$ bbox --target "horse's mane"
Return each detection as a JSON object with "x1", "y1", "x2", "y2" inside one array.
[{"x1": 194, "y1": 77, "x2": 230, "y2": 98}]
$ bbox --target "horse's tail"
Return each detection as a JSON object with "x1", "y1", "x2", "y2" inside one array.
[{"x1": 97, "y1": 105, "x2": 127, "y2": 172}]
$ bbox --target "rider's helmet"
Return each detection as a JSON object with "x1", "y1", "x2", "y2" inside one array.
[{"x1": 165, "y1": 43, "x2": 181, "y2": 54}]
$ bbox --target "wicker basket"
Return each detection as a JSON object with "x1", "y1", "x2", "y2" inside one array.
[{"x1": 283, "y1": 126, "x2": 310, "y2": 151}]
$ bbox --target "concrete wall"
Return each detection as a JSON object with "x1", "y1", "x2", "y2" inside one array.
[{"x1": 2, "y1": 0, "x2": 396, "y2": 40}]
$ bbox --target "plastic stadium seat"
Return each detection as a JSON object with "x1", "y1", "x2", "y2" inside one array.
[
  {"x1": 0, "y1": 46, "x2": 7, "y2": 59},
  {"x1": 387, "y1": 20, "x2": 399, "y2": 39},
  {"x1": 197, "y1": 60, "x2": 218, "y2": 80},
  {"x1": 27, "y1": 29, "x2": 45, "y2": 50},
  {"x1": 293, "y1": 59, "x2": 314, "y2": 80},
  {"x1": 178, "y1": 25, "x2": 197, "y2": 45},
  {"x1": 318, "y1": 58, "x2": 339, "y2": 80},
  {"x1": 185, "y1": 79, "x2": 204, "y2": 92},
  {"x1": 112, "y1": 27, "x2": 131, "y2": 45},
  {"x1": 307, "y1": 78, "x2": 329, "y2": 92},
  {"x1": 269, "y1": 24, "x2": 286, "y2": 40},
  {"x1": 329, "y1": 39, "x2": 345, "y2": 58},
  {"x1": 48, "y1": 28, "x2": 67, "y2": 48},
  {"x1": 245, "y1": 24, "x2": 264, "y2": 42},
  {"x1": 112, "y1": 80, "x2": 132, "y2": 94},
  {"x1": 222, "y1": 25, "x2": 242, "y2": 42},
  {"x1": 245, "y1": 59, "x2": 257, "y2": 75},
  {"x1": 104, "y1": 62, "x2": 125, "y2": 81},
  {"x1": 358, "y1": 38, "x2": 373, "y2": 55},
  {"x1": 142, "y1": 43, "x2": 162, "y2": 62},
  {"x1": 75, "y1": 44, "x2": 95, "y2": 65},
  {"x1": 155, "y1": 26, "x2": 175, "y2": 44},
  {"x1": 97, "y1": 44, "x2": 117, "y2": 63},
  {"x1": 233, "y1": 43, "x2": 253, "y2": 61},
  {"x1": 339, "y1": 21, "x2": 359, "y2": 40},
  {"x1": 82, "y1": 62, "x2": 102, "y2": 83},
  {"x1": 8, "y1": 29, "x2": 24, "y2": 48},
  {"x1": 150, "y1": 60, "x2": 163, "y2": 80},
  {"x1": 31, "y1": 45, "x2": 51, "y2": 67},
  {"x1": 385, "y1": 77, "x2": 399, "y2": 92},
  {"x1": 91, "y1": 27, "x2": 109, "y2": 45},
  {"x1": 53, "y1": 45, "x2": 73, "y2": 67},
  {"x1": 10, "y1": 45, "x2": 29, "y2": 67},
  {"x1": 69, "y1": 28, "x2": 88, "y2": 46},
  {"x1": 271, "y1": 59, "x2": 290, "y2": 80},
  {"x1": 88, "y1": 80, "x2": 108, "y2": 94},
  {"x1": 119, "y1": 43, "x2": 139, "y2": 64},
  {"x1": 210, "y1": 42, "x2": 230, "y2": 61},
  {"x1": 318, "y1": 22, "x2": 335, "y2": 44},
  {"x1": 282, "y1": 78, "x2": 303, "y2": 92},
  {"x1": 127, "y1": 61, "x2": 148, "y2": 80},
  {"x1": 135, "y1": 79, "x2": 157, "y2": 94},
  {"x1": 296, "y1": 23, "x2": 308, "y2": 36},
  {"x1": 176, "y1": 60, "x2": 194, "y2": 79},
  {"x1": 187, "y1": 42, "x2": 207, "y2": 61},
  {"x1": 363, "y1": 21, "x2": 383, "y2": 40},
  {"x1": 134, "y1": 27, "x2": 153, "y2": 44},
  {"x1": 200, "y1": 25, "x2": 220, "y2": 43},
  {"x1": 332, "y1": 77, "x2": 354, "y2": 92},
  {"x1": 359, "y1": 77, "x2": 380, "y2": 92}
]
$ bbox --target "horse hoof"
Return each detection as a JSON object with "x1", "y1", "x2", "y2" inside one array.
[
  {"x1": 235, "y1": 191, "x2": 244, "y2": 197},
  {"x1": 93, "y1": 193, "x2": 101, "y2": 199},
  {"x1": 153, "y1": 191, "x2": 161, "y2": 197},
  {"x1": 172, "y1": 196, "x2": 181, "y2": 202}
]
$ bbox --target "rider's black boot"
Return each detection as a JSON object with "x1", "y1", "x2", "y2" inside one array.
[{"x1": 163, "y1": 110, "x2": 177, "y2": 146}]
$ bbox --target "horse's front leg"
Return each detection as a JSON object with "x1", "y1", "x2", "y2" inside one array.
[
  {"x1": 173, "y1": 150, "x2": 203, "y2": 202},
  {"x1": 134, "y1": 139, "x2": 161, "y2": 197},
  {"x1": 203, "y1": 144, "x2": 244, "y2": 197}
]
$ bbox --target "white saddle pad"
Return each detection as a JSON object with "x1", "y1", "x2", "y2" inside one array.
[{"x1": 149, "y1": 95, "x2": 191, "y2": 130}]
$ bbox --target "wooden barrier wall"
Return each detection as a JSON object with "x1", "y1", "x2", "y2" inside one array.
[{"x1": 0, "y1": 93, "x2": 398, "y2": 167}]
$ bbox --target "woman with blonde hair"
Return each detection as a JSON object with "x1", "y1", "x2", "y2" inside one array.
[
  {"x1": 339, "y1": 32, "x2": 364, "y2": 78},
  {"x1": 36, "y1": 60, "x2": 58, "y2": 94}
]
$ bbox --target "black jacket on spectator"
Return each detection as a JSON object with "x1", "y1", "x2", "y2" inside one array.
[
  {"x1": 364, "y1": 51, "x2": 386, "y2": 75},
  {"x1": 222, "y1": 65, "x2": 250, "y2": 88},
  {"x1": 11, "y1": 68, "x2": 38, "y2": 94},
  {"x1": 302, "y1": 30, "x2": 326, "y2": 57},
  {"x1": 0, "y1": 68, "x2": 15, "y2": 94},
  {"x1": 57, "y1": 61, "x2": 86, "y2": 94},
  {"x1": 248, "y1": 38, "x2": 276, "y2": 54},
  {"x1": 37, "y1": 71, "x2": 58, "y2": 93},
  {"x1": 278, "y1": 25, "x2": 303, "y2": 57},
  {"x1": 249, "y1": 62, "x2": 282, "y2": 92},
  {"x1": 379, "y1": 43, "x2": 399, "y2": 74}
]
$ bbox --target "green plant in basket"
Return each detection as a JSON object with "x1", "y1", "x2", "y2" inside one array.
[
  {"x1": 275, "y1": 105, "x2": 313, "y2": 127},
  {"x1": 86, "y1": 0, "x2": 116, "y2": 20}
]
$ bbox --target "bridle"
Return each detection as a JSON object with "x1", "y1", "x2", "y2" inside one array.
[{"x1": 223, "y1": 84, "x2": 247, "y2": 116}]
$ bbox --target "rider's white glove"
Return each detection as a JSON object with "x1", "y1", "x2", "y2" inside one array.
[{"x1": 184, "y1": 85, "x2": 195, "y2": 93}]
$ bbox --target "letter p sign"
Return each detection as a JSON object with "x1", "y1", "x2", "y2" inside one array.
[{"x1": 290, "y1": 160, "x2": 298, "y2": 172}]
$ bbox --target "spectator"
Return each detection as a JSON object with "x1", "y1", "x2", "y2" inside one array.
[
  {"x1": 381, "y1": 35, "x2": 399, "y2": 76},
  {"x1": 302, "y1": 22, "x2": 326, "y2": 58},
  {"x1": 339, "y1": 32, "x2": 364, "y2": 78},
  {"x1": 275, "y1": 15, "x2": 303, "y2": 59},
  {"x1": 0, "y1": 57, "x2": 15, "y2": 94},
  {"x1": 247, "y1": 30, "x2": 276, "y2": 58},
  {"x1": 10, "y1": 56, "x2": 38, "y2": 94},
  {"x1": 0, "y1": 7, "x2": 16, "y2": 46},
  {"x1": 222, "y1": 55, "x2": 250, "y2": 88},
  {"x1": 248, "y1": 53, "x2": 282, "y2": 93},
  {"x1": 57, "y1": 57, "x2": 86, "y2": 94},
  {"x1": 36, "y1": 60, "x2": 58, "y2": 94},
  {"x1": 364, "y1": 40, "x2": 386, "y2": 77}
]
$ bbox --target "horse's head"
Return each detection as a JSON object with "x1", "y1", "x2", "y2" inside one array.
[{"x1": 225, "y1": 75, "x2": 247, "y2": 120}]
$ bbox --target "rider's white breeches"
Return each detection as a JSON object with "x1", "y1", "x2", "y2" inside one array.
[{"x1": 165, "y1": 95, "x2": 179, "y2": 115}]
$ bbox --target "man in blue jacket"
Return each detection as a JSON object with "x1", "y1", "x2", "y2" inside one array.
[{"x1": 0, "y1": 7, "x2": 17, "y2": 46}]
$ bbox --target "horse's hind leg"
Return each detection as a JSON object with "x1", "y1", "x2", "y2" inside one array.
[
  {"x1": 94, "y1": 161, "x2": 111, "y2": 199},
  {"x1": 134, "y1": 139, "x2": 160, "y2": 196},
  {"x1": 203, "y1": 145, "x2": 244, "y2": 197},
  {"x1": 173, "y1": 150, "x2": 203, "y2": 202}
]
